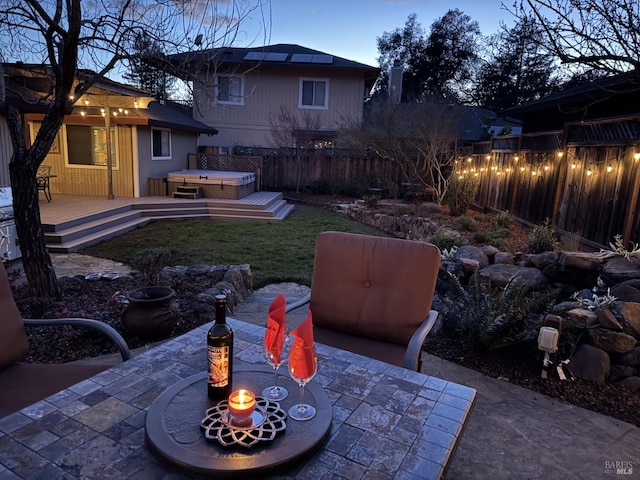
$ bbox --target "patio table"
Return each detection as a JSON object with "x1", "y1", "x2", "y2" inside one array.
[{"x1": 0, "y1": 318, "x2": 476, "y2": 479}]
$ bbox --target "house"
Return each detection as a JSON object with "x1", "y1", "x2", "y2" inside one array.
[
  {"x1": 1, "y1": 64, "x2": 217, "y2": 197},
  {"x1": 169, "y1": 44, "x2": 380, "y2": 151}
]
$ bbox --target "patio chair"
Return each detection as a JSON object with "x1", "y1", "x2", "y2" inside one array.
[
  {"x1": 36, "y1": 164, "x2": 52, "y2": 202},
  {"x1": 0, "y1": 261, "x2": 131, "y2": 417},
  {"x1": 286, "y1": 231, "x2": 441, "y2": 371}
]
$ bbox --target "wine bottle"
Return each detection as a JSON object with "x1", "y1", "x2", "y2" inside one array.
[{"x1": 207, "y1": 294, "x2": 233, "y2": 400}]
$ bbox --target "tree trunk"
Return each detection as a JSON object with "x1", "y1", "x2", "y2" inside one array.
[{"x1": 4, "y1": 102, "x2": 62, "y2": 301}]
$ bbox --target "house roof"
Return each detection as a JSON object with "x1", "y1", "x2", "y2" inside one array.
[
  {"x1": 170, "y1": 43, "x2": 380, "y2": 80},
  {"x1": 2, "y1": 63, "x2": 217, "y2": 135},
  {"x1": 503, "y1": 71, "x2": 640, "y2": 118}
]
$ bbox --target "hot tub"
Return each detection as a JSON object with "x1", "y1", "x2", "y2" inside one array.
[{"x1": 167, "y1": 170, "x2": 255, "y2": 199}]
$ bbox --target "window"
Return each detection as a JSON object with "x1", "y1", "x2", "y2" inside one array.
[
  {"x1": 152, "y1": 128, "x2": 171, "y2": 159},
  {"x1": 299, "y1": 78, "x2": 329, "y2": 109},
  {"x1": 66, "y1": 125, "x2": 117, "y2": 167},
  {"x1": 216, "y1": 74, "x2": 244, "y2": 105}
]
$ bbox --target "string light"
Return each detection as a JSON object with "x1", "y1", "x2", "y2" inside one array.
[
  {"x1": 571, "y1": 163, "x2": 577, "y2": 169},
  {"x1": 607, "y1": 165, "x2": 613, "y2": 173},
  {"x1": 557, "y1": 151, "x2": 564, "y2": 158},
  {"x1": 634, "y1": 152, "x2": 640, "y2": 161},
  {"x1": 587, "y1": 168, "x2": 593, "y2": 176},
  {"x1": 544, "y1": 165, "x2": 550, "y2": 171},
  {"x1": 514, "y1": 156, "x2": 519, "y2": 162}
]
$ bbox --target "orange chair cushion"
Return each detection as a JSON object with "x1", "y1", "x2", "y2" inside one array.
[
  {"x1": 0, "y1": 262, "x2": 29, "y2": 370},
  {"x1": 309, "y1": 231, "x2": 440, "y2": 346}
]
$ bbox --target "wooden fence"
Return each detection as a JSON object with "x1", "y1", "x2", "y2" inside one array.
[{"x1": 471, "y1": 117, "x2": 640, "y2": 249}]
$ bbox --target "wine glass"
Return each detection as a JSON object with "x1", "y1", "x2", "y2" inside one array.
[
  {"x1": 288, "y1": 355, "x2": 317, "y2": 421},
  {"x1": 262, "y1": 339, "x2": 289, "y2": 401}
]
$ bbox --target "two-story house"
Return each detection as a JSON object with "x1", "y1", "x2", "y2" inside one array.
[{"x1": 170, "y1": 44, "x2": 380, "y2": 152}]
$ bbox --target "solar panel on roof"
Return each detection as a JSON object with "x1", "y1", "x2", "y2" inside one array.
[
  {"x1": 243, "y1": 51, "x2": 288, "y2": 62},
  {"x1": 290, "y1": 53, "x2": 334, "y2": 64}
]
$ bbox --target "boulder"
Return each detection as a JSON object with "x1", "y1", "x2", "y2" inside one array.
[
  {"x1": 476, "y1": 264, "x2": 550, "y2": 290},
  {"x1": 587, "y1": 328, "x2": 637, "y2": 354},
  {"x1": 494, "y1": 252, "x2": 514, "y2": 265},
  {"x1": 600, "y1": 256, "x2": 640, "y2": 286},
  {"x1": 611, "y1": 280, "x2": 640, "y2": 303},
  {"x1": 566, "y1": 308, "x2": 598, "y2": 328},
  {"x1": 455, "y1": 245, "x2": 489, "y2": 268},
  {"x1": 568, "y1": 344, "x2": 610, "y2": 384},
  {"x1": 617, "y1": 346, "x2": 640, "y2": 367},
  {"x1": 609, "y1": 364, "x2": 637, "y2": 381},
  {"x1": 559, "y1": 251, "x2": 605, "y2": 271},
  {"x1": 529, "y1": 251, "x2": 559, "y2": 270},
  {"x1": 615, "y1": 376, "x2": 640, "y2": 392},
  {"x1": 614, "y1": 301, "x2": 640, "y2": 338},
  {"x1": 481, "y1": 245, "x2": 500, "y2": 258},
  {"x1": 595, "y1": 307, "x2": 623, "y2": 330}
]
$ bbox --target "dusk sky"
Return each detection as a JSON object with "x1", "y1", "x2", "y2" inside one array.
[{"x1": 239, "y1": 0, "x2": 514, "y2": 67}]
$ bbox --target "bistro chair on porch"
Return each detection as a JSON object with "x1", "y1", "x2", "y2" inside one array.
[
  {"x1": 0, "y1": 261, "x2": 131, "y2": 417},
  {"x1": 36, "y1": 164, "x2": 53, "y2": 202},
  {"x1": 286, "y1": 231, "x2": 441, "y2": 371}
]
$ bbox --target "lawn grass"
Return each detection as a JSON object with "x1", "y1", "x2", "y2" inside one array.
[{"x1": 80, "y1": 205, "x2": 388, "y2": 288}]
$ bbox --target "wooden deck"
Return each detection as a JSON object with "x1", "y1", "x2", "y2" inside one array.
[{"x1": 38, "y1": 192, "x2": 294, "y2": 253}]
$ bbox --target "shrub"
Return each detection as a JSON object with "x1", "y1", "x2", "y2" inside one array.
[
  {"x1": 338, "y1": 176, "x2": 369, "y2": 198},
  {"x1": 394, "y1": 205, "x2": 417, "y2": 216},
  {"x1": 494, "y1": 210, "x2": 514, "y2": 229},
  {"x1": 362, "y1": 194, "x2": 380, "y2": 208},
  {"x1": 456, "y1": 215, "x2": 478, "y2": 232},
  {"x1": 131, "y1": 247, "x2": 172, "y2": 285},
  {"x1": 527, "y1": 218, "x2": 556, "y2": 253},
  {"x1": 307, "y1": 178, "x2": 332, "y2": 195},
  {"x1": 436, "y1": 272, "x2": 558, "y2": 351},
  {"x1": 447, "y1": 175, "x2": 480, "y2": 216},
  {"x1": 427, "y1": 229, "x2": 467, "y2": 251}
]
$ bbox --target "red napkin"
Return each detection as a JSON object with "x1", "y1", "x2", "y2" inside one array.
[
  {"x1": 289, "y1": 311, "x2": 316, "y2": 380},
  {"x1": 264, "y1": 294, "x2": 286, "y2": 364}
]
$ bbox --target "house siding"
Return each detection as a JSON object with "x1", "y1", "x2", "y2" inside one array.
[
  {"x1": 194, "y1": 67, "x2": 366, "y2": 148},
  {"x1": 33, "y1": 122, "x2": 135, "y2": 197},
  {"x1": 136, "y1": 127, "x2": 199, "y2": 196}
]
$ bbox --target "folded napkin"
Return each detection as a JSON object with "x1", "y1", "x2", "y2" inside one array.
[
  {"x1": 264, "y1": 294, "x2": 286, "y2": 364},
  {"x1": 289, "y1": 311, "x2": 316, "y2": 380}
]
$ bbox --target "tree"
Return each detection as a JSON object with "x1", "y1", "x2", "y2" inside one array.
[
  {"x1": 474, "y1": 15, "x2": 562, "y2": 111},
  {"x1": 343, "y1": 98, "x2": 465, "y2": 205},
  {"x1": 0, "y1": 0, "x2": 269, "y2": 301},
  {"x1": 123, "y1": 32, "x2": 176, "y2": 101},
  {"x1": 518, "y1": 0, "x2": 640, "y2": 74},
  {"x1": 375, "y1": 10, "x2": 482, "y2": 103}
]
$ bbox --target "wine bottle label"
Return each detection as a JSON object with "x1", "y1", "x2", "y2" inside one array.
[{"x1": 207, "y1": 345, "x2": 230, "y2": 387}]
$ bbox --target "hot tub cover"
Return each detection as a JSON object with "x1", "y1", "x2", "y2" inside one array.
[{"x1": 167, "y1": 170, "x2": 255, "y2": 186}]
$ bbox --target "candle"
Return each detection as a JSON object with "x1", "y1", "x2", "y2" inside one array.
[{"x1": 228, "y1": 389, "x2": 256, "y2": 426}]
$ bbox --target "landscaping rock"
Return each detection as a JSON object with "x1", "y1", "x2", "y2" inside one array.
[
  {"x1": 609, "y1": 364, "x2": 637, "y2": 381},
  {"x1": 600, "y1": 256, "x2": 640, "y2": 286},
  {"x1": 476, "y1": 264, "x2": 550, "y2": 290},
  {"x1": 587, "y1": 328, "x2": 637, "y2": 354},
  {"x1": 614, "y1": 301, "x2": 640, "y2": 338},
  {"x1": 481, "y1": 245, "x2": 500, "y2": 258},
  {"x1": 611, "y1": 279, "x2": 640, "y2": 303},
  {"x1": 528, "y1": 251, "x2": 559, "y2": 270},
  {"x1": 595, "y1": 307, "x2": 623, "y2": 330},
  {"x1": 617, "y1": 346, "x2": 640, "y2": 366},
  {"x1": 559, "y1": 252, "x2": 604, "y2": 271},
  {"x1": 566, "y1": 308, "x2": 598, "y2": 328},
  {"x1": 568, "y1": 344, "x2": 610, "y2": 384},
  {"x1": 615, "y1": 376, "x2": 640, "y2": 392},
  {"x1": 455, "y1": 245, "x2": 489, "y2": 268},
  {"x1": 494, "y1": 252, "x2": 514, "y2": 264}
]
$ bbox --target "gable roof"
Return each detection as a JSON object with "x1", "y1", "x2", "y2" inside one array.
[
  {"x1": 2, "y1": 63, "x2": 217, "y2": 135},
  {"x1": 170, "y1": 43, "x2": 380, "y2": 80}
]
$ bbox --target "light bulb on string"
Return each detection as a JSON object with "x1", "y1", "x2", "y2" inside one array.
[{"x1": 607, "y1": 165, "x2": 613, "y2": 173}]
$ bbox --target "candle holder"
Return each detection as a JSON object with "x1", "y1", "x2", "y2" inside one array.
[
  {"x1": 227, "y1": 389, "x2": 256, "y2": 427},
  {"x1": 201, "y1": 396, "x2": 287, "y2": 448}
]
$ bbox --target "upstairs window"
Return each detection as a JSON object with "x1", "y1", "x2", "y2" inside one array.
[
  {"x1": 216, "y1": 74, "x2": 244, "y2": 105},
  {"x1": 152, "y1": 128, "x2": 171, "y2": 159},
  {"x1": 299, "y1": 78, "x2": 329, "y2": 109}
]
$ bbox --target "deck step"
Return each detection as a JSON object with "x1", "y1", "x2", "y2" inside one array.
[
  {"x1": 43, "y1": 192, "x2": 294, "y2": 253},
  {"x1": 173, "y1": 186, "x2": 202, "y2": 199}
]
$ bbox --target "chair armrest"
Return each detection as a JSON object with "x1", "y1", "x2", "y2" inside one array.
[
  {"x1": 285, "y1": 293, "x2": 311, "y2": 314},
  {"x1": 403, "y1": 310, "x2": 438, "y2": 371},
  {"x1": 23, "y1": 317, "x2": 131, "y2": 362}
]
